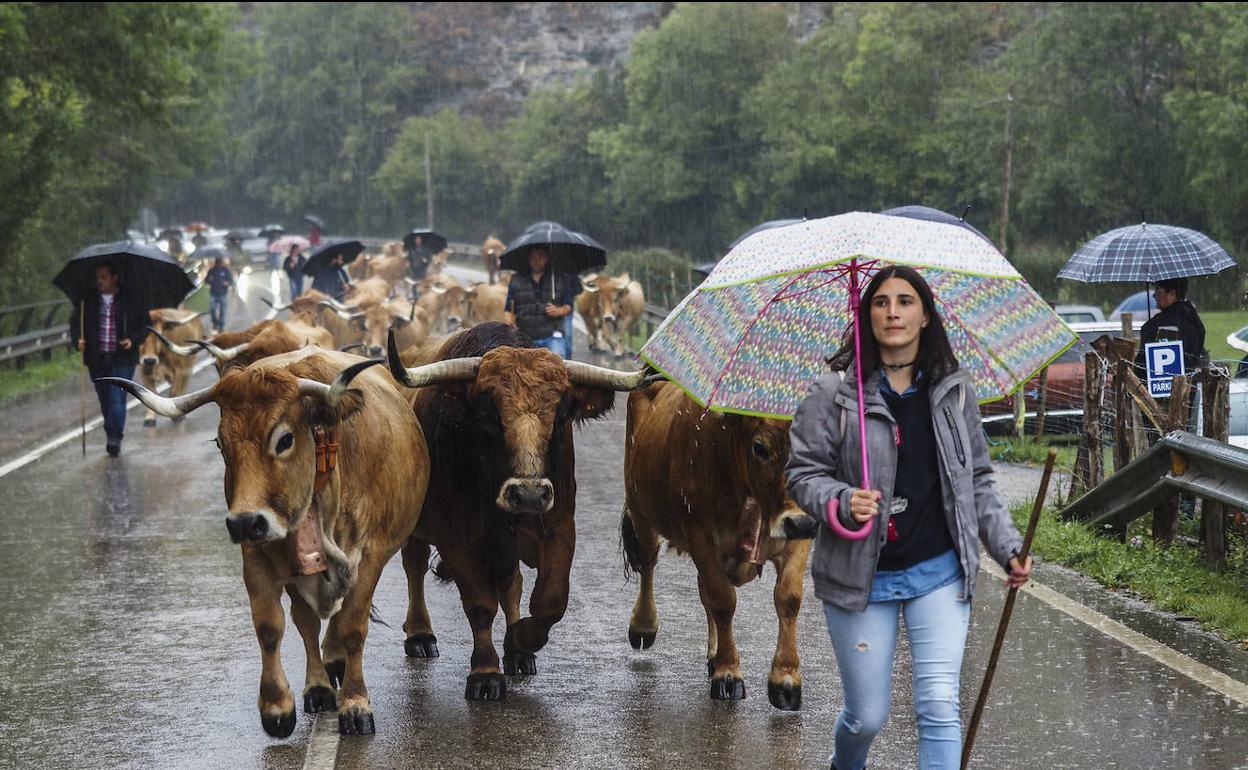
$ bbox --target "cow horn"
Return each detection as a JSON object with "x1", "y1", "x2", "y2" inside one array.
[
  {"x1": 564, "y1": 360, "x2": 649, "y2": 391},
  {"x1": 404, "y1": 276, "x2": 419, "y2": 286},
  {"x1": 297, "y1": 359, "x2": 383, "y2": 407},
  {"x1": 409, "y1": 300, "x2": 417, "y2": 323},
  {"x1": 193, "y1": 338, "x2": 249, "y2": 362},
  {"x1": 96, "y1": 377, "x2": 215, "y2": 418},
  {"x1": 167, "y1": 312, "x2": 209, "y2": 328},
  {"x1": 320, "y1": 296, "x2": 353, "y2": 312},
  {"x1": 582, "y1": 272, "x2": 599, "y2": 284},
  {"x1": 148, "y1": 327, "x2": 200, "y2": 357},
  {"x1": 261, "y1": 297, "x2": 292, "y2": 312},
  {"x1": 386, "y1": 328, "x2": 479, "y2": 388},
  {"x1": 339, "y1": 343, "x2": 365, "y2": 353},
  {"x1": 581, "y1": 280, "x2": 600, "y2": 294},
  {"x1": 430, "y1": 283, "x2": 448, "y2": 295}
]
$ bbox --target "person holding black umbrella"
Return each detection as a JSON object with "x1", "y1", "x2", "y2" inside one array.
[
  {"x1": 311, "y1": 253, "x2": 350, "y2": 299},
  {"x1": 1133, "y1": 277, "x2": 1208, "y2": 375},
  {"x1": 68, "y1": 261, "x2": 151, "y2": 456},
  {"x1": 504, "y1": 246, "x2": 575, "y2": 359},
  {"x1": 282, "y1": 244, "x2": 306, "y2": 299}
]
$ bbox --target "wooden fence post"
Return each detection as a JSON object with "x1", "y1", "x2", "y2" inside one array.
[
  {"x1": 1200, "y1": 368, "x2": 1230, "y2": 569},
  {"x1": 1151, "y1": 374, "x2": 1191, "y2": 544},
  {"x1": 1110, "y1": 358, "x2": 1132, "y2": 542}
]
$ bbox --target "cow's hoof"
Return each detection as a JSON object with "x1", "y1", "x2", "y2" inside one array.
[
  {"x1": 767, "y1": 681, "x2": 802, "y2": 711},
  {"x1": 503, "y1": 652, "x2": 537, "y2": 676},
  {"x1": 143, "y1": 417, "x2": 156, "y2": 428},
  {"x1": 304, "y1": 685, "x2": 337, "y2": 713},
  {"x1": 171, "y1": 414, "x2": 186, "y2": 423},
  {"x1": 261, "y1": 709, "x2": 296, "y2": 738},
  {"x1": 710, "y1": 675, "x2": 746, "y2": 701},
  {"x1": 325, "y1": 659, "x2": 345, "y2": 688},
  {"x1": 338, "y1": 708, "x2": 375, "y2": 736},
  {"x1": 629, "y1": 630, "x2": 656, "y2": 650},
  {"x1": 404, "y1": 633, "x2": 439, "y2": 658},
  {"x1": 465, "y1": 672, "x2": 507, "y2": 701}
]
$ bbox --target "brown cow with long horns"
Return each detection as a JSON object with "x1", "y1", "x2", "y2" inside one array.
[
  {"x1": 100, "y1": 350, "x2": 431, "y2": 737},
  {"x1": 387, "y1": 322, "x2": 650, "y2": 700},
  {"x1": 622, "y1": 382, "x2": 817, "y2": 709},
  {"x1": 137, "y1": 309, "x2": 207, "y2": 426}
]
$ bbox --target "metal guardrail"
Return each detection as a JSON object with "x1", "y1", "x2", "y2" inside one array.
[
  {"x1": 1059, "y1": 430, "x2": 1248, "y2": 527},
  {"x1": 0, "y1": 299, "x2": 71, "y2": 367}
]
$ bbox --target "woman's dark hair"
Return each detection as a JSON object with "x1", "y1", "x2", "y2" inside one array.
[{"x1": 826, "y1": 265, "x2": 959, "y2": 385}]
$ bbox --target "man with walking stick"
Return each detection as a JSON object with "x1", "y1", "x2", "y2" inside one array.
[{"x1": 68, "y1": 261, "x2": 149, "y2": 457}]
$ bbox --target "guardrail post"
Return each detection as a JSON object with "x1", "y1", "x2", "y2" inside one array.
[{"x1": 1199, "y1": 367, "x2": 1230, "y2": 568}]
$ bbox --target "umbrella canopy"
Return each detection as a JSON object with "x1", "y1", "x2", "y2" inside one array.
[
  {"x1": 223, "y1": 230, "x2": 248, "y2": 242},
  {"x1": 300, "y1": 239, "x2": 364, "y2": 277},
  {"x1": 641, "y1": 211, "x2": 1076, "y2": 420},
  {"x1": 500, "y1": 223, "x2": 606, "y2": 274},
  {"x1": 1058, "y1": 223, "x2": 1236, "y2": 283},
  {"x1": 158, "y1": 228, "x2": 184, "y2": 241},
  {"x1": 403, "y1": 229, "x2": 448, "y2": 254},
  {"x1": 304, "y1": 214, "x2": 325, "y2": 230},
  {"x1": 268, "y1": 235, "x2": 311, "y2": 255},
  {"x1": 258, "y1": 224, "x2": 285, "y2": 240},
  {"x1": 728, "y1": 218, "x2": 806, "y2": 251},
  {"x1": 53, "y1": 240, "x2": 196, "y2": 310},
  {"x1": 692, "y1": 262, "x2": 718, "y2": 279},
  {"x1": 881, "y1": 205, "x2": 992, "y2": 245},
  {"x1": 191, "y1": 245, "x2": 229, "y2": 262},
  {"x1": 184, "y1": 221, "x2": 210, "y2": 233}
]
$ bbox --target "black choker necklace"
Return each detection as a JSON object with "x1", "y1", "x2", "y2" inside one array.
[{"x1": 881, "y1": 359, "x2": 917, "y2": 370}]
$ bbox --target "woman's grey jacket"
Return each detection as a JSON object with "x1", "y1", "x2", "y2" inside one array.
[{"x1": 786, "y1": 368, "x2": 1023, "y2": 612}]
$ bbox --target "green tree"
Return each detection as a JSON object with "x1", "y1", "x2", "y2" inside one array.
[{"x1": 590, "y1": 2, "x2": 794, "y2": 257}]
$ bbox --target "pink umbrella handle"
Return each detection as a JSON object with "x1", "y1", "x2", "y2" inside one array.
[{"x1": 826, "y1": 496, "x2": 875, "y2": 540}]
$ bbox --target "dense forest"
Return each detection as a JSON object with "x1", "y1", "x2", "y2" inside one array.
[{"x1": 4, "y1": 2, "x2": 1247, "y2": 309}]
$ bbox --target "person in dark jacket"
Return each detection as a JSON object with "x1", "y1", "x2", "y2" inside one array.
[
  {"x1": 1134, "y1": 277, "x2": 1207, "y2": 374},
  {"x1": 205, "y1": 257, "x2": 234, "y2": 333},
  {"x1": 786, "y1": 266, "x2": 1031, "y2": 770},
  {"x1": 282, "y1": 245, "x2": 306, "y2": 299},
  {"x1": 406, "y1": 235, "x2": 432, "y2": 284},
  {"x1": 69, "y1": 261, "x2": 150, "y2": 456},
  {"x1": 311, "y1": 254, "x2": 350, "y2": 299},
  {"x1": 503, "y1": 247, "x2": 574, "y2": 358}
]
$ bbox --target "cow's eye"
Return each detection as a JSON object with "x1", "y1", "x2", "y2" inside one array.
[
  {"x1": 276, "y1": 432, "x2": 294, "y2": 454},
  {"x1": 752, "y1": 439, "x2": 770, "y2": 460}
]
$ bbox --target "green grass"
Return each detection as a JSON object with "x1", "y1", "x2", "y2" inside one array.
[
  {"x1": 1203, "y1": 310, "x2": 1247, "y2": 365},
  {"x1": 987, "y1": 435, "x2": 1082, "y2": 471},
  {"x1": 1015, "y1": 504, "x2": 1248, "y2": 646},
  {"x1": 0, "y1": 348, "x2": 81, "y2": 404}
]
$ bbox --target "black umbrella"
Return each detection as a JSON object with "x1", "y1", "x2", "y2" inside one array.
[
  {"x1": 300, "y1": 239, "x2": 365, "y2": 277},
  {"x1": 402, "y1": 229, "x2": 448, "y2": 254},
  {"x1": 224, "y1": 231, "x2": 248, "y2": 242},
  {"x1": 692, "y1": 262, "x2": 718, "y2": 280},
  {"x1": 258, "y1": 224, "x2": 285, "y2": 240},
  {"x1": 524, "y1": 220, "x2": 564, "y2": 233},
  {"x1": 727, "y1": 218, "x2": 806, "y2": 251},
  {"x1": 881, "y1": 205, "x2": 992, "y2": 245},
  {"x1": 500, "y1": 222, "x2": 607, "y2": 274},
  {"x1": 53, "y1": 240, "x2": 196, "y2": 310},
  {"x1": 158, "y1": 228, "x2": 184, "y2": 242},
  {"x1": 304, "y1": 214, "x2": 325, "y2": 230}
]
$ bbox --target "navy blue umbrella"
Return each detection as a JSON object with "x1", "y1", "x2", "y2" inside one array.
[
  {"x1": 880, "y1": 205, "x2": 992, "y2": 245},
  {"x1": 501, "y1": 223, "x2": 606, "y2": 274},
  {"x1": 53, "y1": 240, "x2": 195, "y2": 309},
  {"x1": 1058, "y1": 223, "x2": 1236, "y2": 283},
  {"x1": 403, "y1": 229, "x2": 448, "y2": 254}
]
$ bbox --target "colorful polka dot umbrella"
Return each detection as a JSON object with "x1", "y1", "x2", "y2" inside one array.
[{"x1": 641, "y1": 211, "x2": 1076, "y2": 421}]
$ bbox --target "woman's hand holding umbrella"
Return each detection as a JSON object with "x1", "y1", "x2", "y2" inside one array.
[{"x1": 849, "y1": 488, "x2": 882, "y2": 523}]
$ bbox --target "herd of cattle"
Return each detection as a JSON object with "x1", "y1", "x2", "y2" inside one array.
[{"x1": 105, "y1": 237, "x2": 820, "y2": 738}]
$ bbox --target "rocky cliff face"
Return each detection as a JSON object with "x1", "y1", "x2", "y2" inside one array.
[{"x1": 404, "y1": 2, "x2": 830, "y2": 123}]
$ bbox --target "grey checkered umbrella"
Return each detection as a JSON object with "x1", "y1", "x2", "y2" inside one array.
[{"x1": 1058, "y1": 223, "x2": 1236, "y2": 282}]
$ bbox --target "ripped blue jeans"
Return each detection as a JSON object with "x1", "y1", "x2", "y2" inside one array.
[{"x1": 822, "y1": 577, "x2": 971, "y2": 770}]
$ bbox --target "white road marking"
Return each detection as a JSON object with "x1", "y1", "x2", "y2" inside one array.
[
  {"x1": 981, "y1": 559, "x2": 1248, "y2": 705},
  {"x1": 0, "y1": 358, "x2": 214, "y2": 480},
  {"x1": 301, "y1": 712, "x2": 340, "y2": 770}
]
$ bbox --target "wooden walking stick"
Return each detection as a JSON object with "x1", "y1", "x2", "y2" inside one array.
[
  {"x1": 79, "y1": 301, "x2": 87, "y2": 456},
  {"x1": 961, "y1": 448, "x2": 1057, "y2": 770}
]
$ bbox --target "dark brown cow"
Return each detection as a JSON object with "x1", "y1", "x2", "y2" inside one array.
[
  {"x1": 387, "y1": 323, "x2": 649, "y2": 700},
  {"x1": 198, "y1": 319, "x2": 335, "y2": 374},
  {"x1": 622, "y1": 382, "x2": 816, "y2": 709},
  {"x1": 137, "y1": 309, "x2": 207, "y2": 426},
  {"x1": 103, "y1": 349, "x2": 430, "y2": 736},
  {"x1": 481, "y1": 236, "x2": 505, "y2": 285}
]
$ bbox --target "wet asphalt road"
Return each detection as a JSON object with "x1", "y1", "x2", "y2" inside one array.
[{"x1": 1, "y1": 268, "x2": 1246, "y2": 769}]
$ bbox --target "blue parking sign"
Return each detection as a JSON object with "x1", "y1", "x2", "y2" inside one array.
[{"x1": 1145, "y1": 340, "x2": 1185, "y2": 397}]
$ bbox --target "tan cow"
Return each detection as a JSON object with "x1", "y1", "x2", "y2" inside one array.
[
  {"x1": 577, "y1": 273, "x2": 646, "y2": 357},
  {"x1": 137, "y1": 309, "x2": 207, "y2": 427},
  {"x1": 466, "y1": 281, "x2": 509, "y2": 326},
  {"x1": 622, "y1": 382, "x2": 816, "y2": 710},
  {"x1": 353, "y1": 297, "x2": 431, "y2": 359},
  {"x1": 106, "y1": 349, "x2": 431, "y2": 736},
  {"x1": 342, "y1": 277, "x2": 391, "y2": 309},
  {"x1": 416, "y1": 274, "x2": 469, "y2": 333},
  {"x1": 265, "y1": 290, "x2": 365, "y2": 350},
  {"x1": 197, "y1": 319, "x2": 336, "y2": 375},
  {"x1": 365, "y1": 247, "x2": 410, "y2": 288},
  {"x1": 481, "y1": 236, "x2": 505, "y2": 285}
]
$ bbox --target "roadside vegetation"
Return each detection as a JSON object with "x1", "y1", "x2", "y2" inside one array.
[{"x1": 0, "y1": 350, "x2": 80, "y2": 405}]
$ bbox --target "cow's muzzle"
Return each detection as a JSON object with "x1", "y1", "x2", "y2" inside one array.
[
  {"x1": 446, "y1": 315, "x2": 463, "y2": 330},
  {"x1": 226, "y1": 512, "x2": 285, "y2": 544},
  {"x1": 140, "y1": 355, "x2": 159, "y2": 369},
  {"x1": 498, "y1": 477, "x2": 554, "y2": 514},
  {"x1": 604, "y1": 315, "x2": 618, "y2": 326},
  {"x1": 367, "y1": 345, "x2": 385, "y2": 358}
]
